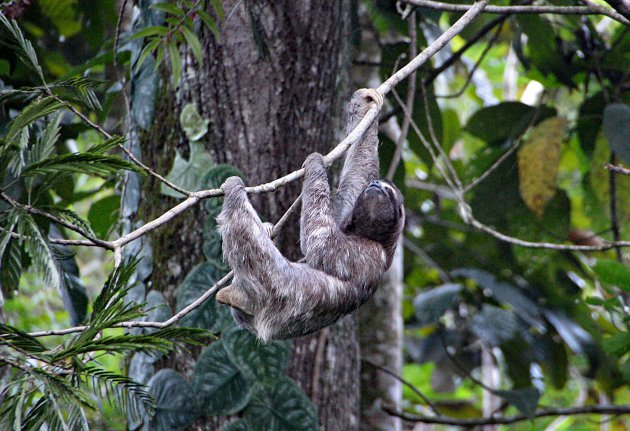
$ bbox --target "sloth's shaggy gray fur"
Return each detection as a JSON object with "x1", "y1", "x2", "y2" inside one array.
[{"x1": 216, "y1": 89, "x2": 404, "y2": 341}]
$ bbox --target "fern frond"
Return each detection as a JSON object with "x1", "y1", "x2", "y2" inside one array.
[
  {"x1": 27, "y1": 112, "x2": 62, "y2": 166},
  {"x1": 5, "y1": 97, "x2": 62, "y2": 144},
  {"x1": 0, "y1": 13, "x2": 44, "y2": 81},
  {"x1": 19, "y1": 212, "x2": 62, "y2": 290},
  {"x1": 39, "y1": 206, "x2": 95, "y2": 237},
  {"x1": 84, "y1": 366, "x2": 155, "y2": 419},
  {"x1": 48, "y1": 77, "x2": 102, "y2": 111},
  {"x1": 88, "y1": 135, "x2": 127, "y2": 154},
  {"x1": 21, "y1": 152, "x2": 140, "y2": 178}
]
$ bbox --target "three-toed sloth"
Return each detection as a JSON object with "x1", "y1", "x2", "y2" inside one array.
[{"x1": 216, "y1": 89, "x2": 404, "y2": 341}]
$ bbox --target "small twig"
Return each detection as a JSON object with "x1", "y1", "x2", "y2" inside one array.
[
  {"x1": 386, "y1": 11, "x2": 417, "y2": 181},
  {"x1": 462, "y1": 141, "x2": 520, "y2": 193},
  {"x1": 362, "y1": 358, "x2": 441, "y2": 416},
  {"x1": 580, "y1": 0, "x2": 630, "y2": 24},
  {"x1": 378, "y1": 0, "x2": 489, "y2": 96},
  {"x1": 113, "y1": 0, "x2": 129, "y2": 69},
  {"x1": 383, "y1": 404, "x2": 630, "y2": 426},
  {"x1": 609, "y1": 155, "x2": 623, "y2": 261},
  {"x1": 420, "y1": 83, "x2": 462, "y2": 189},
  {"x1": 435, "y1": 19, "x2": 504, "y2": 99},
  {"x1": 426, "y1": 14, "x2": 509, "y2": 86},
  {"x1": 0, "y1": 192, "x2": 112, "y2": 250},
  {"x1": 467, "y1": 213, "x2": 630, "y2": 251},
  {"x1": 606, "y1": 163, "x2": 630, "y2": 176},
  {"x1": 0, "y1": 226, "x2": 101, "y2": 248},
  {"x1": 311, "y1": 327, "x2": 329, "y2": 401},
  {"x1": 164, "y1": 0, "x2": 201, "y2": 39},
  {"x1": 47, "y1": 93, "x2": 192, "y2": 196},
  {"x1": 403, "y1": 237, "x2": 451, "y2": 282},
  {"x1": 402, "y1": 0, "x2": 630, "y2": 24}
]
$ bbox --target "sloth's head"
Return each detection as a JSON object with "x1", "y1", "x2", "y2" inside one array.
[{"x1": 349, "y1": 180, "x2": 404, "y2": 250}]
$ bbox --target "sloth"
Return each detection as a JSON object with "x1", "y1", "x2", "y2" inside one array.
[{"x1": 216, "y1": 89, "x2": 404, "y2": 341}]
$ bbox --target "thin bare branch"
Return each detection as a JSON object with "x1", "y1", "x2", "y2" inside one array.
[
  {"x1": 403, "y1": 0, "x2": 630, "y2": 24},
  {"x1": 383, "y1": 404, "x2": 630, "y2": 426},
  {"x1": 47, "y1": 94, "x2": 192, "y2": 196},
  {"x1": 386, "y1": 11, "x2": 417, "y2": 181},
  {"x1": 378, "y1": 0, "x2": 489, "y2": 95},
  {"x1": 0, "y1": 226, "x2": 101, "y2": 247},
  {"x1": 362, "y1": 358, "x2": 441, "y2": 416},
  {"x1": 606, "y1": 163, "x2": 630, "y2": 176},
  {"x1": 0, "y1": 192, "x2": 112, "y2": 250}
]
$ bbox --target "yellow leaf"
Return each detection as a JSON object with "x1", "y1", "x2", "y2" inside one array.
[{"x1": 517, "y1": 117, "x2": 566, "y2": 217}]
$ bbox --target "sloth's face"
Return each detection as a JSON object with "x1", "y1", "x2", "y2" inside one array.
[{"x1": 350, "y1": 180, "x2": 404, "y2": 247}]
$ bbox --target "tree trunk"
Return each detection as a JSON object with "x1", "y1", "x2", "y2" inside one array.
[
  {"x1": 140, "y1": 1, "x2": 358, "y2": 429},
  {"x1": 359, "y1": 242, "x2": 403, "y2": 431}
]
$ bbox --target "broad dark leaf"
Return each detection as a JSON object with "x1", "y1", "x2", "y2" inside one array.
[
  {"x1": 192, "y1": 340, "x2": 252, "y2": 416},
  {"x1": 223, "y1": 329, "x2": 291, "y2": 382},
  {"x1": 148, "y1": 369, "x2": 200, "y2": 431},
  {"x1": 470, "y1": 305, "x2": 518, "y2": 346},
  {"x1": 242, "y1": 377, "x2": 318, "y2": 431},
  {"x1": 412, "y1": 283, "x2": 462, "y2": 326},
  {"x1": 496, "y1": 388, "x2": 540, "y2": 418},
  {"x1": 464, "y1": 102, "x2": 555, "y2": 146},
  {"x1": 603, "y1": 103, "x2": 630, "y2": 165}
]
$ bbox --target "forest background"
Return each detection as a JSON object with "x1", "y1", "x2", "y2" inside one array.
[{"x1": 1, "y1": 0, "x2": 630, "y2": 430}]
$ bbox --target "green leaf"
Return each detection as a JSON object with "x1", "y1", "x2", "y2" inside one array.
[
  {"x1": 495, "y1": 388, "x2": 540, "y2": 418},
  {"x1": 52, "y1": 240, "x2": 88, "y2": 325},
  {"x1": 223, "y1": 329, "x2": 291, "y2": 382},
  {"x1": 39, "y1": 0, "x2": 81, "y2": 37},
  {"x1": 603, "y1": 332, "x2": 630, "y2": 357},
  {"x1": 603, "y1": 103, "x2": 630, "y2": 166},
  {"x1": 517, "y1": 15, "x2": 575, "y2": 87},
  {"x1": 464, "y1": 102, "x2": 555, "y2": 146},
  {"x1": 197, "y1": 9, "x2": 221, "y2": 40},
  {"x1": 168, "y1": 42, "x2": 182, "y2": 87},
  {"x1": 88, "y1": 195, "x2": 120, "y2": 239},
  {"x1": 210, "y1": 0, "x2": 225, "y2": 21},
  {"x1": 161, "y1": 142, "x2": 213, "y2": 197},
  {"x1": 181, "y1": 26, "x2": 203, "y2": 66},
  {"x1": 412, "y1": 283, "x2": 462, "y2": 326},
  {"x1": 243, "y1": 377, "x2": 318, "y2": 431},
  {"x1": 131, "y1": 25, "x2": 169, "y2": 40},
  {"x1": 150, "y1": 3, "x2": 185, "y2": 15},
  {"x1": 593, "y1": 259, "x2": 630, "y2": 291},
  {"x1": 148, "y1": 369, "x2": 200, "y2": 431},
  {"x1": 179, "y1": 103, "x2": 209, "y2": 141},
  {"x1": 135, "y1": 38, "x2": 161, "y2": 73},
  {"x1": 193, "y1": 340, "x2": 252, "y2": 415},
  {"x1": 470, "y1": 305, "x2": 518, "y2": 347}
]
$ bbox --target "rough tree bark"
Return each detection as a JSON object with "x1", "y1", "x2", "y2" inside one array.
[{"x1": 140, "y1": 1, "x2": 366, "y2": 429}]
